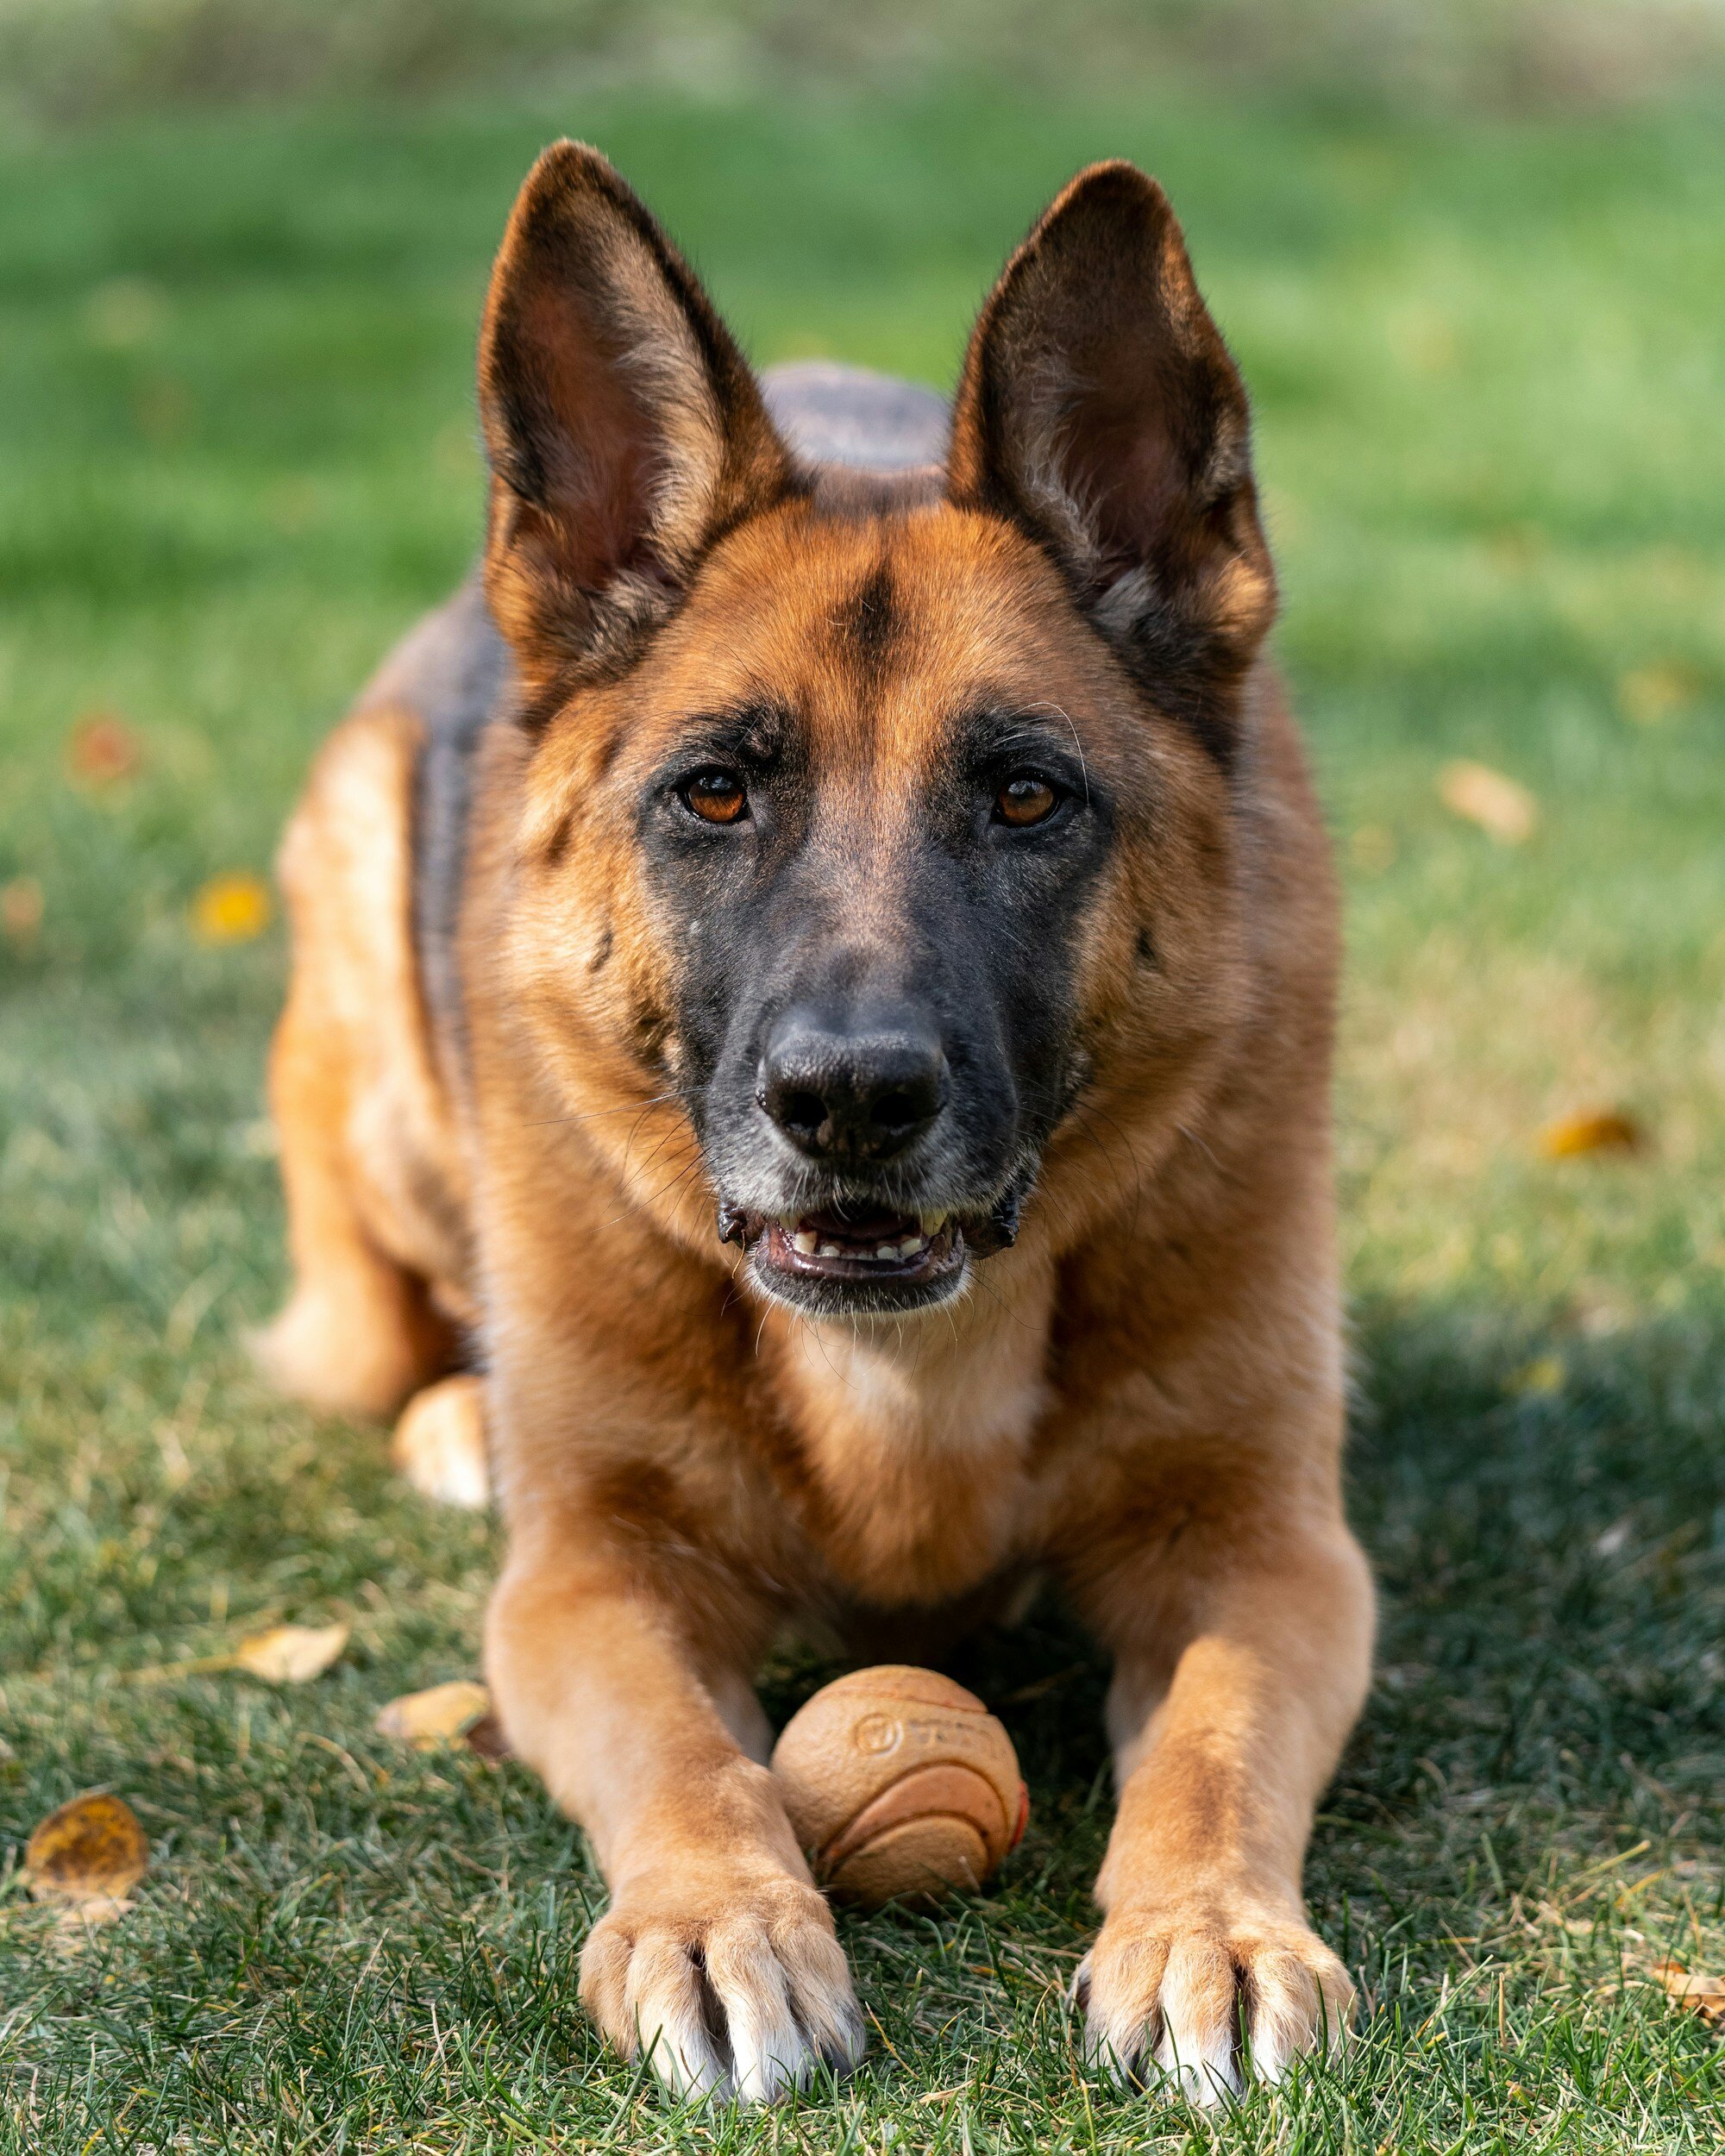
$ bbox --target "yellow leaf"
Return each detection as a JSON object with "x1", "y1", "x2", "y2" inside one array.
[
  {"x1": 24, "y1": 1792, "x2": 148, "y2": 1917},
  {"x1": 1439, "y1": 761, "x2": 1538, "y2": 845},
  {"x1": 1651, "y1": 1960, "x2": 1725, "y2": 2028},
  {"x1": 231, "y1": 1621, "x2": 349, "y2": 1684},
  {"x1": 1539, "y1": 1109, "x2": 1645, "y2": 1160},
  {"x1": 374, "y1": 1679, "x2": 492, "y2": 1750},
  {"x1": 190, "y1": 872, "x2": 273, "y2": 946}
]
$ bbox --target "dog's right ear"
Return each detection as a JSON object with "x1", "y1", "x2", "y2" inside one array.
[{"x1": 478, "y1": 142, "x2": 793, "y2": 705}]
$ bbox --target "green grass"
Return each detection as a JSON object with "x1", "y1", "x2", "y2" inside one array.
[{"x1": 2, "y1": 85, "x2": 1722, "y2": 2153}]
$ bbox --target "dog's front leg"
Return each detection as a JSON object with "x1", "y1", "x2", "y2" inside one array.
[
  {"x1": 486, "y1": 1537, "x2": 864, "y2": 2103},
  {"x1": 1070, "y1": 1495, "x2": 1373, "y2": 2104}
]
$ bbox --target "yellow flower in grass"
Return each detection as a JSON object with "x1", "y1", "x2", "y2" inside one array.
[{"x1": 191, "y1": 872, "x2": 273, "y2": 945}]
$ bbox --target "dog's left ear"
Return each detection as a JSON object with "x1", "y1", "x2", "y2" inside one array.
[
  {"x1": 949, "y1": 162, "x2": 1274, "y2": 759},
  {"x1": 478, "y1": 141, "x2": 794, "y2": 702}
]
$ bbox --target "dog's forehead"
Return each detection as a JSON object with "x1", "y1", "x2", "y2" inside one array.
[{"x1": 646, "y1": 501, "x2": 1083, "y2": 760}]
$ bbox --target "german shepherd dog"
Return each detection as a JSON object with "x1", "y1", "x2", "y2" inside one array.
[{"x1": 260, "y1": 143, "x2": 1374, "y2": 2106}]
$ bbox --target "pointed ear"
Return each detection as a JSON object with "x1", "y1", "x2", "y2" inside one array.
[
  {"x1": 948, "y1": 162, "x2": 1274, "y2": 763},
  {"x1": 478, "y1": 141, "x2": 794, "y2": 703}
]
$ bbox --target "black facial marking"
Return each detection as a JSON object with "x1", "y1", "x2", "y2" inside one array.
[
  {"x1": 644, "y1": 684, "x2": 1114, "y2": 1313},
  {"x1": 836, "y1": 561, "x2": 897, "y2": 686}
]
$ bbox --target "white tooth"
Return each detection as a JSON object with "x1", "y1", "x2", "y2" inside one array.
[
  {"x1": 903, "y1": 1238, "x2": 926, "y2": 1257},
  {"x1": 919, "y1": 1213, "x2": 946, "y2": 1234},
  {"x1": 792, "y1": 1230, "x2": 818, "y2": 1256},
  {"x1": 819, "y1": 1243, "x2": 842, "y2": 1259}
]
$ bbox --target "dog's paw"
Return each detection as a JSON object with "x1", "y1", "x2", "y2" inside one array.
[
  {"x1": 391, "y1": 1375, "x2": 489, "y2": 1508},
  {"x1": 1074, "y1": 1901, "x2": 1353, "y2": 2105},
  {"x1": 579, "y1": 1866, "x2": 865, "y2": 2104}
]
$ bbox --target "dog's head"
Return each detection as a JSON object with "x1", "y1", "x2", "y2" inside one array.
[{"x1": 479, "y1": 146, "x2": 1276, "y2": 1316}]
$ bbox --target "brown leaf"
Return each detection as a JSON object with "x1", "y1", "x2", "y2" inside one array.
[
  {"x1": 1539, "y1": 1109, "x2": 1645, "y2": 1160},
  {"x1": 374, "y1": 1680, "x2": 491, "y2": 1751},
  {"x1": 1652, "y1": 1960, "x2": 1725, "y2": 2028},
  {"x1": 24, "y1": 1792, "x2": 148, "y2": 1915},
  {"x1": 1439, "y1": 760, "x2": 1539, "y2": 845},
  {"x1": 230, "y1": 1621, "x2": 349, "y2": 1684},
  {"x1": 66, "y1": 711, "x2": 140, "y2": 787}
]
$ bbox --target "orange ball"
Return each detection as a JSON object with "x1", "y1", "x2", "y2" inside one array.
[{"x1": 770, "y1": 1666, "x2": 1028, "y2": 1909}]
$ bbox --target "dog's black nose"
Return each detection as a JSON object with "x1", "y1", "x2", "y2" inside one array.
[{"x1": 760, "y1": 1012, "x2": 947, "y2": 1162}]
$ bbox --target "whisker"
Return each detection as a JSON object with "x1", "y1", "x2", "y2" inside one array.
[
  {"x1": 518, "y1": 1092, "x2": 679, "y2": 1131},
  {"x1": 1022, "y1": 699, "x2": 1090, "y2": 807}
]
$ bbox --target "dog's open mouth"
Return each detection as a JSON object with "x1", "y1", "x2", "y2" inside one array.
[
  {"x1": 719, "y1": 1201, "x2": 969, "y2": 1307},
  {"x1": 763, "y1": 1205, "x2": 962, "y2": 1287}
]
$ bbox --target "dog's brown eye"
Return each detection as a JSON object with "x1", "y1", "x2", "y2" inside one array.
[
  {"x1": 996, "y1": 774, "x2": 1058, "y2": 828},
  {"x1": 683, "y1": 770, "x2": 748, "y2": 824}
]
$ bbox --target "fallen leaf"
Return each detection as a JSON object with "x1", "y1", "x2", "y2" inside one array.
[
  {"x1": 374, "y1": 1679, "x2": 491, "y2": 1750},
  {"x1": 231, "y1": 1621, "x2": 348, "y2": 1684},
  {"x1": 1, "y1": 876, "x2": 44, "y2": 946},
  {"x1": 1618, "y1": 664, "x2": 1702, "y2": 727},
  {"x1": 66, "y1": 710, "x2": 140, "y2": 787},
  {"x1": 1539, "y1": 1108, "x2": 1645, "y2": 1160},
  {"x1": 1651, "y1": 1960, "x2": 1725, "y2": 2028},
  {"x1": 190, "y1": 872, "x2": 273, "y2": 945},
  {"x1": 24, "y1": 1792, "x2": 148, "y2": 1925},
  {"x1": 1439, "y1": 760, "x2": 1538, "y2": 845}
]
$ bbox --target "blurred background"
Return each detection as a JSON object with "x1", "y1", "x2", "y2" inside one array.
[
  {"x1": 1, "y1": 4, "x2": 1722, "y2": 2149},
  {"x1": 6, "y1": 0, "x2": 1725, "y2": 117}
]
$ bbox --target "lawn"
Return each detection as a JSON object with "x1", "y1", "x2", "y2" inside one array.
[{"x1": 1, "y1": 83, "x2": 1722, "y2": 2153}]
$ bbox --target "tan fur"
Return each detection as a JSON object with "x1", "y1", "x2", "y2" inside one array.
[
  {"x1": 262, "y1": 145, "x2": 1375, "y2": 2108},
  {"x1": 257, "y1": 702, "x2": 471, "y2": 1416}
]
